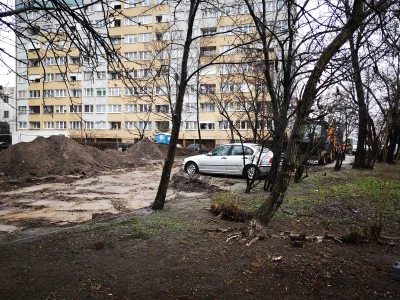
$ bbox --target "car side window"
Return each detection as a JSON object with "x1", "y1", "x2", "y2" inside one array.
[
  {"x1": 245, "y1": 147, "x2": 254, "y2": 155},
  {"x1": 231, "y1": 145, "x2": 244, "y2": 156},
  {"x1": 211, "y1": 145, "x2": 231, "y2": 156}
]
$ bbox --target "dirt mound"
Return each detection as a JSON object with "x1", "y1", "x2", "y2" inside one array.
[
  {"x1": 0, "y1": 136, "x2": 141, "y2": 178},
  {"x1": 126, "y1": 138, "x2": 165, "y2": 160},
  {"x1": 157, "y1": 144, "x2": 195, "y2": 157},
  {"x1": 169, "y1": 170, "x2": 222, "y2": 193}
]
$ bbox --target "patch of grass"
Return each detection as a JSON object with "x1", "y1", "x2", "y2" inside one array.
[{"x1": 151, "y1": 214, "x2": 183, "y2": 231}]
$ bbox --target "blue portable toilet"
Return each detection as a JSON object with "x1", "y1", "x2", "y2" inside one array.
[{"x1": 155, "y1": 133, "x2": 171, "y2": 145}]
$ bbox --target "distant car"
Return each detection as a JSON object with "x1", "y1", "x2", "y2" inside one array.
[
  {"x1": 187, "y1": 144, "x2": 207, "y2": 153},
  {"x1": 183, "y1": 143, "x2": 273, "y2": 179}
]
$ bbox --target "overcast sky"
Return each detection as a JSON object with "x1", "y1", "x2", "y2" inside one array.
[{"x1": 0, "y1": 0, "x2": 16, "y2": 88}]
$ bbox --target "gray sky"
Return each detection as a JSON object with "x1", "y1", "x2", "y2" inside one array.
[{"x1": 0, "y1": 0, "x2": 16, "y2": 88}]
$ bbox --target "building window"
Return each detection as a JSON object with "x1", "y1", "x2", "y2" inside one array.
[
  {"x1": 43, "y1": 121, "x2": 54, "y2": 129},
  {"x1": 55, "y1": 121, "x2": 67, "y2": 129},
  {"x1": 141, "y1": 0, "x2": 152, "y2": 6},
  {"x1": 55, "y1": 105, "x2": 67, "y2": 113},
  {"x1": 124, "y1": 52, "x2": 137, "y2": 61},
  {"x1": 29, "y1": 90, "x2": 40, "y2": 98},
  {"x1": 70, "y1": 105, "x2": 82, "y2": 113},
  {"x1": 202, "y1": 9, "x2": 217, "y2": 18},
  {"x1": 43, "y1": 57, "x2": 54, "y2": 66},
  {"x1": 125, "y1": 121, "x2": 137, "y2": 130},
  {"x1": 3, "y1": 111, "x2": 9, "y2": 118},
  {"x1": 18, "y1": 121, "x2": 28, "y2": 129},
  {"x1": 201, "y1": 27, "x2": 216, "y2": 36},
  {"x1": 55, "y1": 89, "x2": 66, "y2": 97},
  {"x1": 238, "y1": 24, "x2": 254, "y2": 34},
  {"x1": 139, "y1": 121, "x2": 151, "y2": 130},
  {"x1": 43, "y1": 105, "x2": 54, "y2": 114},
  {"x1": 125, "y1": 16, "x2": 137, "y2": 26},
  {"x1": 139, "y1": 15, "x2": 152, "y2": 24},
  {"x1": 219, "y1": 64, "x2": 235, "y2": 75},
  {"x1": 200, "y1": 84, "x2": 216, "y2": 94},
  {"x1": 110, "y1": 122, "x2": 121, "y2": 130},
  {"x1": 18, "y1": 90, "x2": 27, "y2": 98},
  {"x1": 220, "y1": 45, "x2": 235, "y2": 55},
  {"x1": 55, "y1": 73, "x2": 66, "y2": 81},
  {"x1": 200, "y1": 46, "x2": 216, "y2": 57},
  {"x1": 139, "y1": 69, "x2": 152, "y2": 78},
  {"x1": 18, "y1": 59, "x2": 27, "y2": 67},
  {"x1": 30, "y1": 122, "x2": 40, "y2": 129},
  {"x1": 200, "y1": 103, "x2": 215, "y2": 112},
  {"x1": 223, "y1": 102, "x2": 234, "y2": 111},
  {"x1": 84, "y1": 88, "x2": 93, "y2": 96},
  {"x1": 69, "y1": 89, "x2": 82, "y2": 97},
  {"x1": 220, "y1": 26, "x2": 234, "y2": 35},
  {"x1": 110, "y1": 36, "x2": 121, "y2": 45},
  {"x1": 125, "y1": 104, "x2": 137, "y2": 112},
  {"x1": 84, "y1": 105, "x2": 94, "y2": 113},
  {"x1": 55, "y1": 56, "x2": 66, "y2": 65},
  {"x1": 155, "y1": 105, "x2": 169, "y2": 113},
  {"x1": 84, "y1": 72, "x2": 93, "y2": 80},
  {"x1": 97, "y1": 71, "x2": 106, "y2": 79},
  {"x1": 139, "y1": 51, "x2": 152, "y2": 60},
  {"x1": 95, "y1": 121, "x2": 107, "y2": 130},
  {"x1": 155, "y1": 121, "x2": 169, "y2": 130},
  {"x1": 18, "y1": 76, "x2": 27, "y2": 84},
  {"x1": 200, "y1": 122, "x2": 215, "y2": 130},
  {"x1": 85, "y1": 121, "x2": 94, "y2": 129},
  {"x1": 69, "y1": 121, "x2": 81, "y2": 130},
  {"x1": 96, "y1": 105, "x2": 106, "y2": 113},
  {"x1": 124, "y1": 34, "x2": 137, "y2": 44},
  {"x1": 139, "y1": 33, "x2": 152, "y2": 43},
  {"x1": 219, "y1": 120, "x2": 230, "y2": 130},
  {"x1": 240, "y1": 120, "x2": 250, "y2": 130},
  {"x1": 124, "y1": 88, "x2": 136, "y2": 96},
  {"x1": 96, "y1": 88, "x2": 107, "y2": 96},
  {"x1": 42, "y1": 90, "x2": 53, "y2": 98},
  {"x1": 108, "y1": 88, "x2": 121, "y2": 96},
  {"x1": 125, "y1": 0, "x2": 136, "y2": 8},
  {"x1": 156, "y1": 86, "x2": 168, "y2": 95},
  {"x1": 45, "y1": 74, "x2": 54, "y2": 82},
  {"x1": 108, "y1": 104, "x2": 121, "y2": 113},
  {"x1": 18, "y1": 106, "x2": 28, "y2": 115},
  {"x1": 139, "y1": 104, "x2": 152, "y2": 112},
  {"x1": 220, "y1": 84, "x2": 235, "y2": 93},
  {"x1": 185, "y1": 121, "x2": 198, "y2": 130}
]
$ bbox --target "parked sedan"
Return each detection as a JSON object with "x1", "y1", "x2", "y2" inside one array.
[{"x1": 183, "y1": 143, "x2": 273, "y2": 179}]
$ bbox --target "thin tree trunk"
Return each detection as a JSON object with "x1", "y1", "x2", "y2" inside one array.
[{"x1": 152, "y1": 0, "x2": 199, "y2": 210}]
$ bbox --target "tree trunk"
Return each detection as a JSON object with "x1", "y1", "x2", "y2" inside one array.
[
  {"x1": 256, "y1": 0, "x2": 377, "y2": 225},
  {"x1": 152, "y1": 0, "x2": 199, "y2": 210}
]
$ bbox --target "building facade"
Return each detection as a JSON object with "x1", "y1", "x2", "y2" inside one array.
[{"x1": 15, "y1": 0, "x2": 287, "y2": 148}]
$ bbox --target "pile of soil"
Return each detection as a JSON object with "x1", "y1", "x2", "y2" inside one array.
[
  {"x1": 126, "y1": 138, "x2": 165, "y2": 160},
  {"x1": 170, "y1": 170, "x2": 222, "y2": 193},
  {"x1": 157, "y1": 143, "x2": 195, "y2": 157},
  {"x1": 0, "y1": 136, "x2": 142, "y2": 179}
]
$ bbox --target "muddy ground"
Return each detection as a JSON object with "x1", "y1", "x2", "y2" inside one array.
[{"x1": 0, "y1": 139, "x2": 399, "y2": 299}]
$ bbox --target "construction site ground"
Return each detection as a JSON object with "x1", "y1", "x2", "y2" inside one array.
[{"x1": 0, "y1": 136, "x2": 399, "y2": 299}]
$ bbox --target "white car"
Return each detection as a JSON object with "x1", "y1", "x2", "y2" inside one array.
[{"x1": 183, "y1": 143, "x2": 273, "y2": 179}]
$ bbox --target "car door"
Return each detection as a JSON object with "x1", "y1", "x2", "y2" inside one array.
[
  {"x1": 225, "y1": 145, "x2": 254, "y2": 175},
  {"x1": 202, "y1": 145, "x2": 232, "y2": 174}
]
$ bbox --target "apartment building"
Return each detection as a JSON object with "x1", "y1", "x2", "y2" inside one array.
[
  {"x1": 15, "y1": 0, "x2": 288, "y2": 147},
  {"x1": 0, "y1": 86, "x2": 15, "y2": 146}
]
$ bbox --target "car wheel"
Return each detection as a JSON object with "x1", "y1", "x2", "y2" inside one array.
[
  {"x1": 244, "y1": 164, "x2": 259, "y2": 180},
  {"x1": 185, "y1": 162, "x2": 199, "y2": 175}
]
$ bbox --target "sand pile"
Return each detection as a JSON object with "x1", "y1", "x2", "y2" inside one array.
[
  {"x1": 169, "y1": 170, "x2": 222, "y2": 193},
  {"x1": 0, "y1": 136, "x2": 141, "y2": 178},
  {"x1": 126, "y1": 138, "x2": 165, "y2": 160}
]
